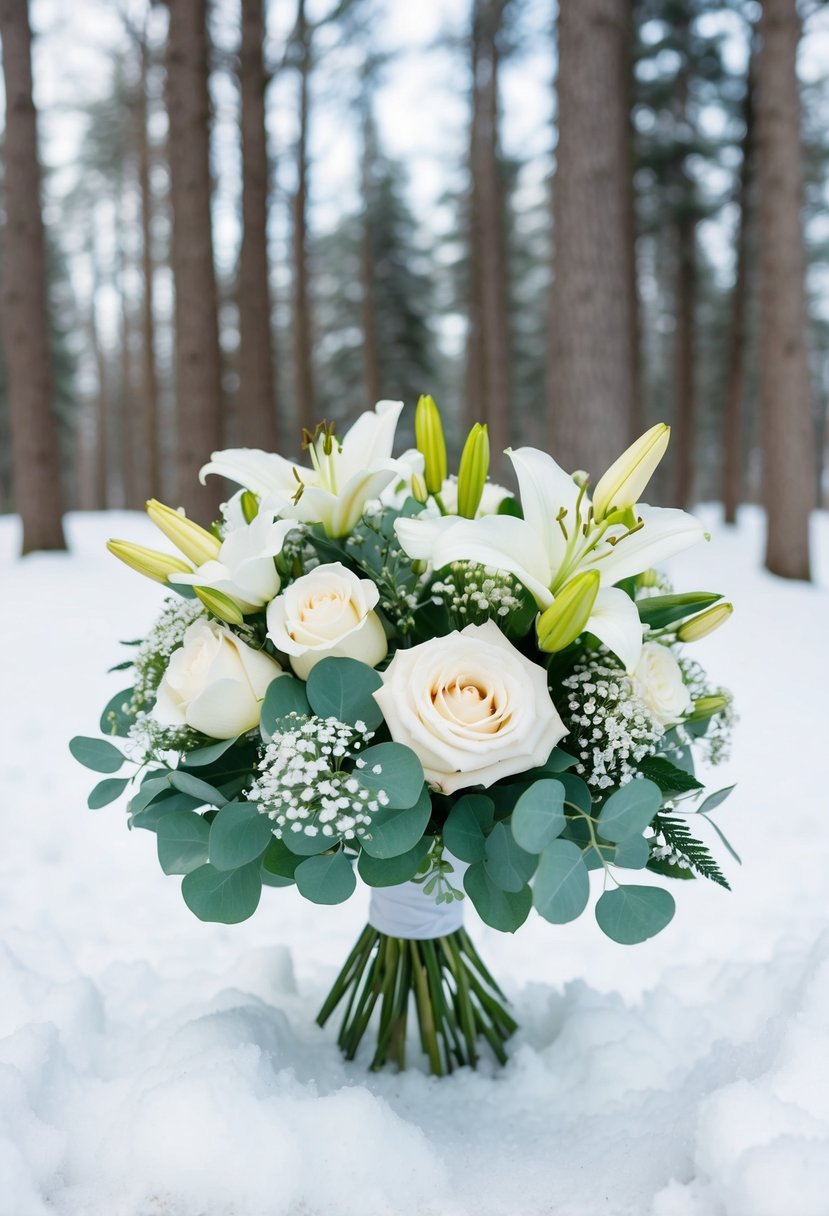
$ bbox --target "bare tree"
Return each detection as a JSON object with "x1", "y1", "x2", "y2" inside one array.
[
  {"x1": 291, "y1": 0, "x2": 316, "y2": 435},
  {"x1": 0, "y1": 0, "x2": 66, "y2": 553},
  {"x1": 757, "y1": 0, "x2": 813, "y2": 579},
  {"x1": 166, "y1": 0, "x2": 225, "y2": 521},
  {"x1": 359, "y1": 93, "x2": 382, "y2": 411},
  {"x1": 237, "y1": 0, "x2": 279, "y2": 450},
  {"x1": 548, "y1": 0, "x2": 635, "y2": 478}
]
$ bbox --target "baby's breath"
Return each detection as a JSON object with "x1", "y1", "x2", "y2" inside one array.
[
  {"x1": 430, "y1": 562, "x2": 524, "y2": 629},
  {"x1": 677, "y1": 656, "x2": 736, "y2": 766},
  {"x1": 132, "y1": 597, "x2": 204, "y2": 711},
  {"x1": 250, "y1": 714, "x2": 386, "y2": 844}
]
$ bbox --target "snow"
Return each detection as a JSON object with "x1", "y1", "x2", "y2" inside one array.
[{"x1": 1, "y1": 506, "x2": 828, "y2": 1216}]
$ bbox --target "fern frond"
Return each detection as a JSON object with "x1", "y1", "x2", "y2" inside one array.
[{"x1": 649, "y1": 815, "x2": 731, "y2": 891}]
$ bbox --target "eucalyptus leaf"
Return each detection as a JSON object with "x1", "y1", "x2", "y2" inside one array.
[
  {"x1": 182, "y1": 861, "x2": 262, "y2": 923},
  {"x1": 305, "y1": 657, "x2": 384, "y2": 731},
  {"x1": 182, "y1": 736, "x2": 241, "y2": 768},
  {"x1": 360, "y1": 785, "x2": 432, "y2": 859},
  {"x1": 356, "y1": 742, "x2": 424, "y2": 809},
  {"x1": 613, "y1": 833, "x2": 651, "y2": 870},
  {"x1": 484, "y1": 821, "x2": 537, "y2": 892},
  {"x1": 697, "y1": 785, "x2": 736, "y2": 816},
  {"x1": 595, "y1": 884, "x2": 675, "y2": 944},
  {"x1": 262, "y1": 836, "x2": 301, "y2": 879},
  {"x1": 260, "y1": 675, "x2": 310, "y2": 740},
  {"x1": 443, "y1": 795, "x2": 493, "y2": 863},
  {"x1": 129, "y1": 788, "x2": 203, "y2": 831},
  {"x1": 532, "y1": 839, "x2": 590, "y2": 924},
  {"x1": 294, "y1": 850, "x2": 356, "y2": 905},
  {"x1": 208, "y1": 802, "x2": 274, "y2": 871},
  {"x1": 99, "y1": 688, "x2": 135, "y2": 738},
  {"x1": 169, "y1": 770, "x2": 228, "y2": 808},
  {"x1": 463, "y1": 862, "x2": 532, "y2": 933},
  {"x1": 358, "y1": 839, "x2": 431, "y2": 887},
  {"x1": 69, "y1": 736, "x2": 125, "y2": 774},
  {"x1": 88, "y1": 777, "x2": 129, "y2": 809},
  {"x1": 596, "y1": 779, "x2": 661, "y2": 843},
  {"x1": 281, "y1": 823, "x2": 339, "y2": 856},
  {"x1": 156, "y1": 811, "x2": 211, "y2": 875},
  {"x1": 557, "y1": 772, "x2": 593, "y2": 816},
  {"x1": 511, "y1": 779, "x2": 566, "y2": 853}
]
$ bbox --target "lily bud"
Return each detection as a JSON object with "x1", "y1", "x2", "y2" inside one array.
[
  {"x1": 410, "y1": 471, "x2": 429, "y2": 505},
  {"x1": 637, "y1": 568, "x2": 659, "y2": 589},
  {"x1": 457, "y1": 423, "x2": 490, "y2": 519},
  {"x1": 687, "y1": 694, "x2": 730, "y2": 722},
  {"x1": 240, "y1": 490, "x2": 259, "y2": 523},
  {"x1": 194, "y1": 586, "x2": 246, "y2": 627},
  {"x1": 536, "y1": 569, "x2": 601, "y2": 653},
  {"x1": 414, "y1": 394, "x2": 447, "y2": 495},
  {"x1": 677, "y1": 602, "x2": 733, "y2": 642},
  {"x1": 107, "y1": 540, "x2": 194, "y2": 585},
  {"x1": 592, "y1": 423, "x2": 671, "y2": 521},
  {"x1": 146, "y1": 499, "x2": 222, "y2": 565}
]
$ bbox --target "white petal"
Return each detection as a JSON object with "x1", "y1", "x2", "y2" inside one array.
[
  {"x1": 586, "y1": 588, "x2": 644, "y2": 673},
  {"x1": 427, "y1": 515, "x2": 555, "y2": 607},
  {"x1": 507, "y1": 446, "x2": 580, "y2": 572},
  {"x1": 585, "y1": 505, "x2": 708, "y2": 586},
  {"x1": 199, "y1": 448, "x2": 299, "y2": 497},
  {"x1": 338, "y1": 400, "x2": 403, "y2": 483}
]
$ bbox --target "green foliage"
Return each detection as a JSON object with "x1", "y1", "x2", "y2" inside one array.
[
  {"x1": 463, "y1": 862, "x2": 532, "y2": 933},
  {"x1": 651, "y1": 815, "x2": 731, "y2": 889},
  {"x1": 511, "y1": 779, "x2": 566, "y2": 853},
  {"x1": 99, "y1": 688, "x2": 135, "y2": 738},
  {"x1": 613, "y1": 833, "x2": 651, "y2": 870},
  {"x1": 443, "y1": 795, "x2": 494, "y2": 863},
  {"x1": 184, "y1": 736, "x2": 242, "y2": 768},
  {"x1": 357, "y1": 839, "x2": 431, "y2": 887},
  {"x1": 69, "y1": 736, "x2": 125, "y2": 773},
  {"x1": 168, "y1": 770, "x2": 228, "y2": 808},
  {"x1": 305, "y1": 657, "x2": 384, "y2": 730},
  {"x1": 360, "y1": 785, "x2": 432, "y2": 859},
  {"x1": 129, "y1": 787, "x2": 203, "y2": 831},
  {"x1": 260, "y1": 676, "x2": 310, "y2": 739},
  {"x1": 262, "y1": 836, "x2": 300, "y2": 880},
  {"x1": 87, "y1": 777, "x2": 129, "y2": 809},
  {"x1": 294, "y1": 850, "x2": 357, "y2": 905},
  {"x1": 639, "y1": 756, "x2": 703, "y2": 795},
  {"x1": 156, "y1": 811, "x2": 211, "y2": 875},
  {"x1": 595, "y1": 885, "x2": 675, "y2": 944},
  {"x1": 208, "y1": 802, "x2": 274, "y2": 871},
  {"x1": 356, "y1": 742, "x2": 424, "y2": 809},
  {"x1": 636, "y1": 592, "x2": 722, "y2": 630},
  {"x1": 596, "y1": 779, "x2": 662, "y2": 842},
  {"x1": 532, "y1": 839, "x2": 590, "y2": 924},
  {"x1": 181, "y1": 862, "x2": 263, "y2": 923},
  {"x1": 484, "y1": 822, "x2": 537, "y2": 892}
]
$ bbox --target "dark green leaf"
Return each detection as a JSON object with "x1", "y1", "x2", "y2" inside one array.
[
  {"x1": 305, "y1": 657, "x2": 384, "y2": 731},
  {"x1": 156, "y1": 811, "x2": 211, "y2": 875},
  {"x1": 360, "y1": 785, "x2": 432, "y2": 859},
  {"x1": 533, "y1": 839, "x2": 590, "y2": 923},
  {"x1": 356, "y1": 742, "x2": 424, "y2": 809},
  {"x1": 294, "y1": 850, "x2": 356, "y2": 905},
  {"x1": 511, "y1": 779, "x2": 566, "y2": 853},
  {"x1": 208, "y1": 802, "x2": 274, "y2": 871},
  {"x1": 262, "y1": 836, "x2": 301, "y2": 879},
  {"x1": 281, "y1": 823, "x2": 338, "y2": 856},
  {"x1": 484, "y1": 821, "x2": 537, "y2": 892},
  {"x1": 463, "y1": 862, "x2": 532, "y2": 933},
  {"x1": 557, "y1": 772, "x2": 593, "y2": 815},
  {"x1": 647, "y1": 858, "x2": 696, "y2": 882},
  {"x1": 99, "y1": 688, "x2": 135, "y2": 737},
  {"x1": 596, "y1": 779, "x2": 662, "y2": 842},
  {"x1": 182, "y1": 862, "x2": 262, "y2": 923},
  {"x1": 130, "y1": 788, "x2": 203, "y2": 830},
  {"x1": 182, "y1": 736, "x2": 241, "y2": 768},
  {"x1": 168, "y1": 770, "x2": 228, "y2": 808},
  {"x1": 260, "y1": 866, "x2": 294, "y2": 888},
  {"x1": 639, "y1": 756, "x2": 703, "y2": 794},
  {"x1": 443, "y1": 795, "x2": 493, "y2": 862},
  {"x1": 595, "y1": 884, "x2": 675, "y2": 944},
  {"x1": 69, "y1": 736, "x2": 125, "y2": 774},
  {"x1": 88, "y1": 777, "x2": 130, "y2": 809},
  {"x1": 260, "y1": 675, "x2": 310, "y2": 739},
  {"x1": 358, "y1": 839, "x2": 431, "y2": 887},
  {"x1": 636, "y1": 592, "x2": 722, "y2": 630}
]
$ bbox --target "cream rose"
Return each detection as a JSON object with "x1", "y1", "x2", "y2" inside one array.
[
  {"x1": 633, "y1": 641, "x2": 692, "y2": 725},
  {"x1": 154, "y1": 619, "x2": 283, "y2": 739},
  {"x1": 266, "y1": 562, "x2": 388, "y2": 680},
  {"x1": 373, "y1": 620, "x2": 567, "y2": 794}
]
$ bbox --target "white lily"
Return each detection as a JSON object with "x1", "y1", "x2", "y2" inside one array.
[
  {"x1": 170, "y1": 514, "x2": 296, "y2": 613},
  {"x1": 396, "y1": 445, "x2": 707, "y2": 670},
  {"x1": 199, "y1": 401, "x2": 405, "y2": 538}
]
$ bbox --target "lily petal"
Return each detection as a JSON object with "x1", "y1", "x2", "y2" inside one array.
[
  {"x1": 507, "y1": 446, "x2": 581, "y2": 574},
  {"x1": 199, "y1": 448, "x2": 299, "y2": 497},
  {"x1": 585, "y1": 505, "x2": 708, "y2": 586},
  {"x1": 586, "y1": 588, "x2": 644, "y2": 672},
  {"x1": 338, "y1": 400, "x2": 404, "y2": 485}
]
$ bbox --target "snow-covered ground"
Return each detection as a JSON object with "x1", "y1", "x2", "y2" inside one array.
[{"x1": 1, "y1": 507, "x2": 828, "y2": 1216}]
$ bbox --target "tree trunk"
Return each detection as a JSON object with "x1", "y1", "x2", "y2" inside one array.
[
  {"x1": 360, "y1": 100, "x2": 381, "y2": 410},
  {"x1": 237, "y1": 0, "x2": 279, "y2": 450},
  {"x1": 292, "y1": 0, "x2": 315, "y2": 436},
  {"x1": 0, "y1": 0, "x2": 66, "y2": 553},
  {"x1": 722, "y1": 63, "x2": 755, "y2": 526},
  {"x1": 673, "y1": 205, "x2": 696, "y2": 510},
  {"x1": 166, "y1": 0, "x2": 225, "y2": 522},
  {"x1": 466, "y1": 0, "x2": 510, "y2": 467},
  {"x1": 757, "y1": 0, "x2": 813, "y2": 579},
  {"x1": 548, "y1": 0, "x2": 634, "y2": 479},
  {"x1": 136, "y1": 24, "x2": 161, "y2": 502}
]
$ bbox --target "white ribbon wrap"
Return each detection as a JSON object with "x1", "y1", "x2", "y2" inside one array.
[{"x1": 368, "y1": 860, "x2": 468, "y2": 940}]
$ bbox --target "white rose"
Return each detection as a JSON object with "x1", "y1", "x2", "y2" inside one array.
[
  {"x1": 154, "y1": 619, "x2": 283, "y2": 739},
  {"x1": 266, "y1": 562, "x2": 388, "y2": 680},
  {"x1": 373, "y1": 620, "x2": 567, "y2": 795},
  {"x1": 633, "y1": 642, "x2": 692, "y2": 725}
]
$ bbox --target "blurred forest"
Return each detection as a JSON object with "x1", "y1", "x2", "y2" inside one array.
[{"x1": 0, "y1": 0, "x2": 827, "y2": 579}]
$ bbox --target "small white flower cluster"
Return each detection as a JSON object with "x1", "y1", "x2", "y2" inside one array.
[
  {"x1": 560, "y1": 652, "x2": 664, "y2": 790},
  {"x1": 431, "y1": 562, "x2": 524, "y2": 628},
  {"x1": 132, "y1": 597, "x2": 205, "y2": 709},
  {"x1": 250, "y1": 714, "x2": 388, "y2": 843},
  {"x1": 126, "y1": 710, "x2": 199, "y2": 762},
  {"x1": 279, "y1": 526, "x2": 320, "y2": 579},
  {"x1": 677, "y1": 656, "x2": 735, "y2": 765}
]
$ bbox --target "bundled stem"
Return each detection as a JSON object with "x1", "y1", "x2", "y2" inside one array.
[{"x1": 317, "y1": 924, "x2": 516, "y2": 1075}]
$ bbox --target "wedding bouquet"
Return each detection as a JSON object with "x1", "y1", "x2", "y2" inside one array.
[{"x1": 71, "y1": 398, "x2": 736, "y2": 1075}]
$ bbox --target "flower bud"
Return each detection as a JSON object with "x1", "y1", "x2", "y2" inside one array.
[
  {"x1": 107, "y1": 540, "x2": 194, "y2": 585},
  {"x1": 145, "y1": 499, "x2": 222, "y2": 565},
  {"x1": 410, "y1": 471, "x2": 429, "y2": 504},
  {"x1": 536, "y1": 569, "x2": 601, "y2": 653},
  {"x1": 194, "y1": 586, "x2": 246, "y2": 627},
  {"x1": 592, "y1": 423, "x2": 670, "y2": 521},
  {"x1": 414, "y1": 394, "x2": 447, "y2": 495},
  {"x1": 456, "y1": 423, "x2": 490, "y2": 519},
  {"x1": 240, "y1": 490, "x2": 259, "y2": 523},
  {"x1": 677, "y1": 602, "x2": 733, "y2": 642},
  {"x1": 686, "y1": 693, "x2": 730, "y2": 721}
]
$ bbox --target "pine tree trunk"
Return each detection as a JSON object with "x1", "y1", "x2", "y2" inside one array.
[
  {"x1": 0, "y1": 0, "x2": 66, "y2": 553},
  {"x1": 237, "y1": 0, "x2": 278, "y2": 451},
  {"x1": 292, "y1": 0, "x2": 315, "y2": 436},
  {"x1": 722, "y1": 65, "x2": 754, "y2": 526},
  {"x1": 757, "y1": 0, "x2": 813, "y2": 579},
  {"x1": 137, "y1": 25, "x2": 161, "y2": 502},
  {"x1": 466, "y1": 0, "x2": 510, "y2": 467},
  {"x1": 360, "y1": 101, "x2": 382, "y2": 410},
  {"x1": 673, "y1": 205, "x2": 696, "y2": 510},
  {"x1": 548, "y1": 0, "x2": 634, "y2": 478},
  {"x1": 166, "y1": 0, "x2": 225, "y2": 523}
]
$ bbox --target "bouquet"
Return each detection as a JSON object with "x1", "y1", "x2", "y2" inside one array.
[{"x1": 71, "y1": 398, "x2": 737, "y2": 1075}]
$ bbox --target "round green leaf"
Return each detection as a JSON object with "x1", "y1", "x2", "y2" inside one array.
[
  {"x1": 168, "y1": 770, "x2": 228, "y2": 808},
  {"x1": 260, "y1": 675, "x2": 310, "y2": 739},
  {"x1": 597, "y1": 779, "x2": 662, "y2": 843},
  {"x1": 208, "y1": 802, "x2": 274, "y2": 871},
  {"x1": 463, "y1": 862, "x2": 532, "y2": 933},
  {"x1": 262, "y1": 836, "x2": 301, "y2": 879},
  {"x1": 358, "y1": 838, "x2": 431, "y2": 887},
  {"x1": 156, "y1": 811, "x2": 211, "y2": 875},
  {"x1": 533, "y1": 839, "x2": 590, "y2": 924},
  {"x1": 99, "y1": 688, "x2": 135, "y2": 738},
  {"x1": 613, "y1": 833, "x2": 650, "y2": 870},
  {"x1": 130, "y1": 788, "x2": 203, "y2": 831},
  {"x1": 182, "y1": 861, "x2": 262, "y2": 923},
  {"x1": 294, "y1": 850, "x2": 357, "y2": 905},
  {"x1": 69, "y1": 736, "x2": 125, "y2": 774},
  {"x1": 305, "y1": 657, "x2": 384, "y2": 731},
  {"x1": 484, "y1": 821, "x2": 537, "y2": 892},
  {"x1": 260, "y1": 866, "x2": 294, "y2": 888},
  {"x1": 360, "y1": 785, "x2": 432, "y2": 859},
  {"x1": 183, "y1": 736, "x2": 241, "y2": 768},
  {"x1": 88, "y1": 777, "x2": 130, "y2": 809},
  {"x1": 281, "y1": 822, "x2": 338, "y2": 856},
  {"x1": 356, "y1": 742, "x2": 424, "y2": 809},
  {"x1": 557, "y1": 772, "x2": 593, "y2": 815},
  {"x1": 511, "y1": 780, "x2": 566, "y2": 853},
  {"x1": 595, "y1": 884, "x2": 675, "y2": 944},
  {"x1": 443, "y1": 795, "x2": 493, "y2": 863}
]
